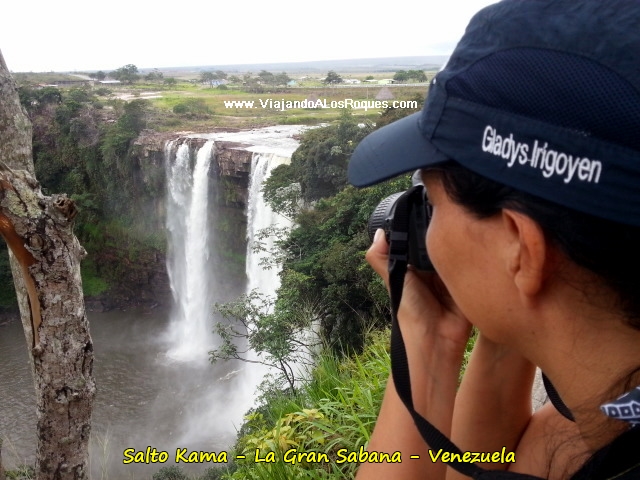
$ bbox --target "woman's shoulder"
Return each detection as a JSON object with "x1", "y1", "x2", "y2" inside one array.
[
  {"x1": 507, "y1": 402, "x2": 640, "y2": 479},
  {"x1": 509, "y1": 403, "x2": 590, "y2": 479}
]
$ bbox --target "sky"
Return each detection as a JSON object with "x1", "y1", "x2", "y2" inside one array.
[{"x1": 1, "y1": 0, "x2": 497, "y2": 73}]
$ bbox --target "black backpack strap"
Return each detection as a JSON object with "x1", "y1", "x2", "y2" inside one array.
[{"x1": 386, "y1": 189, "x2": 545, "y2": 479}]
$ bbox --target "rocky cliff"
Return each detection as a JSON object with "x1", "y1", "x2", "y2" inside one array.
[
  {"x1": 133, "y1": 130, "x2": 254, "y2": 210},
  {"x1": 86, "y1": 131, "x2": 255, "y2": 312}
]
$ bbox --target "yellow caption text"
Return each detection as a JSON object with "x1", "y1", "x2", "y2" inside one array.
[{"x1": 122, "y1": 446, "x2": 515, "y2": 465}]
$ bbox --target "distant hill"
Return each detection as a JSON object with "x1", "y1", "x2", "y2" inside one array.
[{"x1": 143, "y1": 56, "x2": 449, "y2": 75}]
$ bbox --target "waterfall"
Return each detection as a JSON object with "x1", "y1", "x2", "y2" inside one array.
[
  {"x1": 160, "y1": 128, "x2": 304, "y2": 454},
  {"x1": 165, "y1": 139, "x2": 216, "y2": 362},
  {"x1": 246, "y1": 152, "x2": 293, "y2": 296},
  {"x1": 233, "y1": 151, "x2": 295, "y2": 402}
]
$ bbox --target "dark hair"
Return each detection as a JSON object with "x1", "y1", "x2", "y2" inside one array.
[{"x1": 434, "y1": 161, "x2": 640, "y2": 329}]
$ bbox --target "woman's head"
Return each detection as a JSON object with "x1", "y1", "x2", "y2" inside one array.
[
  {"x1": 349, "y1": 0, "x2": 640, "y2": 228},
  {"x1": 349, "y1": 0, "x2": 640, "y2": 334},
  {"x1": 431, "y1": 161, "x2": 640, "y2": 330}
]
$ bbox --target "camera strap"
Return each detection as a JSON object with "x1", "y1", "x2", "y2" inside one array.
[{"x1": 386, "y1": 187, "x2": 545, "y2": 479}]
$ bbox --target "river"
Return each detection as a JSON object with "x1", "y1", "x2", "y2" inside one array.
[{"x1": 0, "y1": 308, "x2": 247, "y2": 478}]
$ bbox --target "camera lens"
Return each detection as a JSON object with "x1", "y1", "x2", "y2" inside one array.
[
  {"x1": 368, "y1": 185, "x2": 433, "y2": 271},
  {"x1": 367, "y1": 192, "x2": 404, "y2": 243}
]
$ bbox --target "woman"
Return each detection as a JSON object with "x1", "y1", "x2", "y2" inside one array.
[{"x1": 347, "y1": 0, "x2": 640, "y2": 478}]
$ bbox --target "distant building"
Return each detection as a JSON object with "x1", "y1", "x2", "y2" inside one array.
[
  {"x1": 343, "y1": 79, "x2": 361, "y2": 84},
  {"x1": 53, "y1": 79, "x2": 91, "y2": 87},
  {"x1": 98, "y1": 80, "x2": 121, "y2": 85}
]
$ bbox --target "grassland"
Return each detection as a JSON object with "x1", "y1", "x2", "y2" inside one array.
[
  {"x1": 16, "y1": 70, "x2": 430, "y2": 130},
  {"x1": 146, "y1": 84, "x2": 425, "y2": 130}
]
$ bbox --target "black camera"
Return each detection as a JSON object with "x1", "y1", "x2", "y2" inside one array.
[{"x1": 367, "y1": 171, "x2": 434, "y2": 271}]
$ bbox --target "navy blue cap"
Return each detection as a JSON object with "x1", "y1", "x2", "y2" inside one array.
[{"x1": 348, "y1": 0, "x2": 640, "y2": 226}]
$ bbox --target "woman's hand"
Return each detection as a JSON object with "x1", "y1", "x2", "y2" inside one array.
[
  {"x1": 356, "y1": 230, "x2": 473, "y2": 480},
  {"x1": 366, "y1": 229, "x2": 473, "y2": 372}
]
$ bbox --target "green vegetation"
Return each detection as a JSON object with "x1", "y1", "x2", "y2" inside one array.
[
  {"x1": 110, "y1": 64, "x2": 140, "y2": 84},
  {"x1": 4, "y1": 464, "x2": 35, "y2": 479},
  {"x1": 11, "y1": 72, "x2": 83, "y2": 85},
  {"x1": 392, "y1": 69, "x2": 428, "y2": 83},
  {"x1": 172, "y1": 98, "x2": 213, "y2": 116},
  {"x1": 12, "y1": 84, "x2": 166, "y2": 304},
  {"x1": 14, "y1": 65, "x2": 430, "y2": 132},
  {"x1": 224, "y1": 331, "x2": 391, "y2": 480},
  {"x1": 323, "y1": 71, "x2": 343, "y2": 85}
]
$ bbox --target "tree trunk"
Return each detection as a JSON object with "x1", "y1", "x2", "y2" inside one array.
[
  {"x1": 0, "y1": 439, "x2": 5, "y2": 480},
  {"x1": 0, "y1": 50, "x2": 95, "y2": 479}
]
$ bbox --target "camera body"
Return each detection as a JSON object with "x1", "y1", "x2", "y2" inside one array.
[{"x1": 368, "y1": 174, "x2": 434, "y2": 271}]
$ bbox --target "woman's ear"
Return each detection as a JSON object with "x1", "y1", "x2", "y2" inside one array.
[{"x1": 501, "y1": 210, "x2": 550, "y2": 301}]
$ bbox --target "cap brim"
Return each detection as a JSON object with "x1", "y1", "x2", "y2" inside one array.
[{"x1": 348, "y1": 112, "x2": 447, "y2": 187}]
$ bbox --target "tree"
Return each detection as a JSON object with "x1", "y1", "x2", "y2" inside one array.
[
  {"x1": 393, "y1": 69, "x2": 427, "y2": 83},
  {"x1": 258, "y1": 70, "x2": 275, "y2": 85},
  {"x1": 200, "y1": 70, "x2": 215, "y2": 87},
  {"x1": 163, "y1": 77, "x2": 177, "y2": 88},
  {"x1": 111, "y1": 64, "x2": 139, "y2": 84},
  {"x1": 0, "y1": 50, "x2": 95, "y2": 480},
  {"x1": 408, "y1": 69, "x2": 427, "y2": 82},
  {"x1": 95, "y1": 70, "x2": 106, "y2": 81},
  {"x1": 274, "y1": 71, "x2": 292, "y2": 86},
  {"x1": 144, "y1": 69, "x2": 164, "y2": 82},
  {"x1": 211, "y1": 289, "x2": 323, "y2": 393},
  {"x1": 242, "y1": 73, "x2": 263, "y2": 93},
  {"x1": 266, "y1": 109, "x2": 373, "y2": 202},
  {"x1": 393, "y1": 70, "x2": 409, "y2": 82},
  {"x1": 323, "y1": 70, "x2": 343, "y2": 85}
]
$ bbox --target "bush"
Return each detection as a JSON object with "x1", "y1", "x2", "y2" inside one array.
[
  {"x1": 152, "y1": 465, "x2": 190, "y2": 480},
  {"x1": 172, "y1": 98, "x2": 212, "y2": 116},
  {"x1": 5, "y1": 464, "x2": 35, "y2": 480},
  {"x1": 228, "y1": 331, "x2": 391, "y2": 480},
  {"x1": 198, "y1": 465, "x2": 237, "y2": 479},
  {"x1": 172, "y1": 103, "x2": 189, "y2": 114}
]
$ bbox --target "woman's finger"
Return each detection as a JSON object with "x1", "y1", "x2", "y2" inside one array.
[{"x1": 366, "y1": 229, "x2": 390, "y2": 285}]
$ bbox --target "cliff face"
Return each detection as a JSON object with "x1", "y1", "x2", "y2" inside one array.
[
  {"x1": 133, "y1": 131, "x2": 253, "y2": 209},
  {"x1": 89, "y1": 132, "x2": 254, "y2": 312}
]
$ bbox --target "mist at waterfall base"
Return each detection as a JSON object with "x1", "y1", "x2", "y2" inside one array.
[{"x1": 0, "y1": 126, "x2": 304, "y2": 476}]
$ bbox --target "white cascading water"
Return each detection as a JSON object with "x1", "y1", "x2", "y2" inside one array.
[
  {"x1": 155, "y1": 129, "x2": 304, "y2": 468},
  {"x1": 236, "y1": 152, "x2": 295, "y2": 402},
  {"x1": 246, "y1": 152, "x2": 293, "y2": 294},
  {"x1": 165, "y1": 139, "x2": 216, "y2": 362}
]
